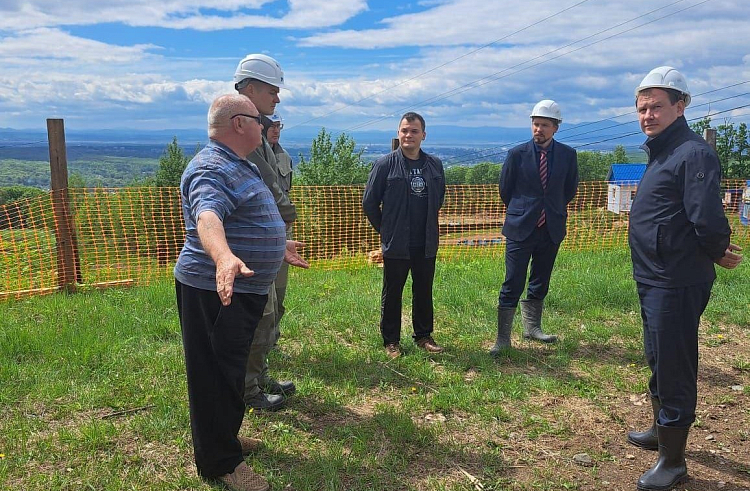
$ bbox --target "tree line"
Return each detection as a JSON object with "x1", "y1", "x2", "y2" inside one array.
[
  {"x1": 289, "y1": 130, "x2": 633, "y2": 185},
  {"x1": 690, "y1": 117, "x2": 749, "y2": 178},
  {"x1": 269, "y1": 128, "x2": 634, "y2": 186}
]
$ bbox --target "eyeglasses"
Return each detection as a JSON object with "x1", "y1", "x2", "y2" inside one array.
[
  {"x1": 231, "y1": 113, "x2": 263, "y2": 125},
  {"x1": 269, "y1": 123, "x2": 284, "y2": 130}
]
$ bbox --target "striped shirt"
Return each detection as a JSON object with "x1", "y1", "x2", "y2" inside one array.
[{"x1": 174, "y1": 141, "x2": 286, "y2": 295}]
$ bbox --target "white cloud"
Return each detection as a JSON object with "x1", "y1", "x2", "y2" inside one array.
[
  {"x1": 0, "y1": 0, "x2": 367, "y2": 30},
  {"x1": 0, "y1": 28, "x2": 156, "y2": 63},
  {"x1": 0, "y1": 0, "x2": 748, "y2": 132},
  {"x1": 297, "y1": 0, "x2": 635, "y2": 48}
]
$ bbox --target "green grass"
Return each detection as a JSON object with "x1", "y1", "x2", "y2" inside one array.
[{"x1": 0, "y1": 250, "x2": 748, "y2": 490}]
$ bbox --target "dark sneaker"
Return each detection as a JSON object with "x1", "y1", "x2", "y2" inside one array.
[
  {"x1": 260, "y1": 378, "x2": 296, "y2": 396},
  {"x1": 245, "y1": 391, "x2": 285, "y2": 411},
  {"x1": 238, "y1": 435, "x2": 263, "y2": 456},
  {"x1": 385, "y1": 343, "x2": 401, "y2": 359},
  {"x1": 218, "y1": 461, "x2": 269, "y2": 491},
  {"x1": 416, "y1": 336, "x2": 444, "y2": 353}
]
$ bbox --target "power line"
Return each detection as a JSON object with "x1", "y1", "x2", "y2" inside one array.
[
  {"x1": 557, "y1": 81, "x2": 750, "y2": 138},
  {"x1": 561, "y1": 91, "x2": 750, "y2": 141},
  {"x1": 344, "y1": 0, "x2": 709, "y2": 133},
  {"x1": 445, "y1": 102, "x2": 750, "y2": 165},
  {"x1": 288, "y1": 0, "x2": 594, "y2": 131},
  {"x1": 570, "y1": 104, "x2": 750, "y2": 148},
  {"x1": 446, "y1": 88, "x2": 750, "y2": 165},
  {"x1": 557, "y1": 81, "x2": 750, "y2": 140},
  {"x1": 440, "y1": 80, "x2": 750, "y2": 166}
]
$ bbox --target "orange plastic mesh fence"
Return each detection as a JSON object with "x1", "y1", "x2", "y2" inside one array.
[{"x1": 1, "y1": 181, "x2": 748, "y2": 301}]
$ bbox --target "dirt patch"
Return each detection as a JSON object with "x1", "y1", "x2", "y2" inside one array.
[{"x1": 466, "y1": 324, "x2": 750, "y2": 490}]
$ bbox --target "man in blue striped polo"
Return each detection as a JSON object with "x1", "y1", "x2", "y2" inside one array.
[{"x1": 174, "y1": 94, "x2": 308, "y2": 491}]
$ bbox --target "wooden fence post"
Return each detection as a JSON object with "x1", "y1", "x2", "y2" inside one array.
[
  {"x1": 704, "y1": 128, "x2": 717, "y2": 152},
  {"x1": 47, "y1": 119, "x2": 82, "y2": 293}
]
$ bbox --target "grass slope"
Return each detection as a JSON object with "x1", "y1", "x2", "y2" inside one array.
[{"x1": 0, "y1": 250, "x2": 748, "y2": 490}]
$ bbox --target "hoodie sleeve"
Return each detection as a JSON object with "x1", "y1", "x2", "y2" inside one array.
[{"x1": 362, "y1": 157, "x2": 387, "y2": 232}]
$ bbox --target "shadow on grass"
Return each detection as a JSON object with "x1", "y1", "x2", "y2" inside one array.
[
  {"x1": 696, "y1": 362, "x2": 746, "y2": 390},
  {"x1": 250, "y1": 395, "x2": 518, "y2": 491},
  {"x1": 679, "y1": 477, "x2": 750, "y2": 491},
  {"x1": 686, "y1": 449, "x2": 750, "y2": 485}
]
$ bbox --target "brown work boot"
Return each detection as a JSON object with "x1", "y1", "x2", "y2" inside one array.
[
  {"x1": 218, "y1": 461, "x2": 269, "y2": 491},
  {"x1": 238, "y1": 436, "x2": 263, "y2": 456},
  {"x1": 385, "y1": 343, "x2": 401, "y2": 359},
  {"x1": 416, "y1": 336, "x2": 444, "y2": 353}
]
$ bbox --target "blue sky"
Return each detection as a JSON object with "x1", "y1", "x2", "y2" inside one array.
[{"x1": 1, "y1": 0, "x2": 749, "y2": 143}]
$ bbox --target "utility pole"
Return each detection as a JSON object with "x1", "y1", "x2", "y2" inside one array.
[{"x1": 703, "y1": 128, "x2": 717, "y2": 152}]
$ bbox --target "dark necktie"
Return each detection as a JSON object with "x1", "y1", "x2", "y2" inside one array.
[{"x1": 537, "y1": 149, "x2": 548, "y2": 227}]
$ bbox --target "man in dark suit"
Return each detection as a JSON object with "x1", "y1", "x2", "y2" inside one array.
[{"x1": 490, "y1": 100, "x2": 578, "y2": 355}]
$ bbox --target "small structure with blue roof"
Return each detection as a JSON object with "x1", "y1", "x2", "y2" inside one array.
[{"x1": 606, "y1": 163, "x2": 647, "y2": 214}]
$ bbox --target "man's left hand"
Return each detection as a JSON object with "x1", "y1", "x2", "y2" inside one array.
[
  {"x1": 285, "y1": 240, "x2": 310, "y2": 269},
  {"x1": 716, "y1": 243, "x2": 743, "y2": 270}
]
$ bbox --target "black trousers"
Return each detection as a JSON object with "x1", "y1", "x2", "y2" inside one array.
[
  {"x1": 380, "y1": 248, "x2": 436, "y2": 345},
  {"x1": 499, "y1": 224, "x2": 560, "y2": 309},
  {"x1": 637, "y1": 281, "x2": 712, "y2": 427},
  {"x1": 175, "y1": 280, "x2": 267, "y2": 478}
]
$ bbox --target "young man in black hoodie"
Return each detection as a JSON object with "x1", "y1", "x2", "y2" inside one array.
[{"x1": 362, "y1": 112, "x2": 446, "y2": 359}]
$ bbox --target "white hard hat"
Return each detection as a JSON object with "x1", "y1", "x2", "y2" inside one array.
[
  {"x1": 234, "y1": 54, "x2": 286, "y2": 89},
  {"x1": 268, "y1": 113, "x2": 283, "y2": 123},
  {"x1": 530, "y1": 99, "x2": 562, "y2": 124},
  {"x1": 635, "y1": 66, "x2": 691, "y2": 107}
]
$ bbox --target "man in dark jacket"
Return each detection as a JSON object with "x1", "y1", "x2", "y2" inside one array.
[
  {"x1": 627, "y1": 66, "x2": 743, "y2": 491},
  {"x1": 490, "y1": 100, "x2": 578, "y2": 355},
  {"x1": 362, "y1": 112, "x2": 446, "y2": 359}
]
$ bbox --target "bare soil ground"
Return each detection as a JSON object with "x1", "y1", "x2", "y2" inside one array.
[
  {"x1": 276, "y1": 322, "x2": 750, "y2": 491},
  {"x1": 439, "y1": 323, "x2": 750, "y2": 491},
  {"x1": 568, "y1": 323, "x2": 750, "y2": 491}
]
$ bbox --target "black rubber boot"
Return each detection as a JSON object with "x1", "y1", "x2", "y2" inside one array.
[
  {"x1": 520, "y1": 299, "x2": 557, "y2": 343},
  {"x1": 636, "y1": 425, "x2": 689, "y2": 491},
  {"x1": 628, "y1": 396, "x2": 660, "y2": 450},
  {"x1": 490, "y1": 307, "x2": 515, "y2": 356}
]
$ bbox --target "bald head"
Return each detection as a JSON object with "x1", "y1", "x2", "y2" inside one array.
[
  {"x1": 208, "y1": 94, "x2": 253, "y2": 136},
  {"x1": 206, "y1": 94, "x2": 263, "y2": 157}
]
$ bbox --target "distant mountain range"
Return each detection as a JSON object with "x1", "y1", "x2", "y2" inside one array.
[
  {"x1": 0, "y1": 119, "x2": 644, "y2": 150},
  {"x1": 0, "y1": 121, "x2": 646, "y2": 189}
]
